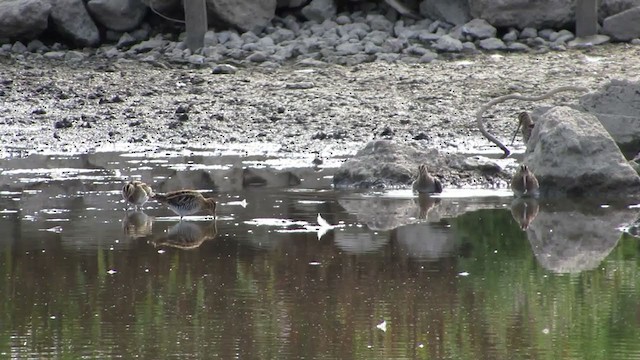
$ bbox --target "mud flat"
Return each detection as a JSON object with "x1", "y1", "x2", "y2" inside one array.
[{"x1": 1, "y1": 44, "x2": 639, "y2": 161}]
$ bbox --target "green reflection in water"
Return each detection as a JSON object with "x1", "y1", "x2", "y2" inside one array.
[{"x1": 1, "y1": 207, "x2": 639, "y2": 359}]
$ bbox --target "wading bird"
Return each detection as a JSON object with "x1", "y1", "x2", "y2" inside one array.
[{"x1": 152, "y1": 190, "x2": 217, "y2": 219}]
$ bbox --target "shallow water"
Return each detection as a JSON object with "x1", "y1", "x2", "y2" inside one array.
[{"x1": 2, "y1": 150, "x2": 640, "y2": 359}]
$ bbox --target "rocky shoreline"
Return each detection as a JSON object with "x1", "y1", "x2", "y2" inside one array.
[
  {"x1": 2, "y1": 41, "x2": 640, "y2": 187},
  {"x1": 2, "y1": 0, "x2": 640, "y2": 68}
]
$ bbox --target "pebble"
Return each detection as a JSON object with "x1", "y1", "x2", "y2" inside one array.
[{"x1": 212, "y1": 64, "x2": 238, "y2": 74}]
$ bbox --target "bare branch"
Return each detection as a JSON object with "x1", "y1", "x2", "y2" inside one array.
[{"x1": 476, "y1": 86, "x2": 589, "y2": 158}]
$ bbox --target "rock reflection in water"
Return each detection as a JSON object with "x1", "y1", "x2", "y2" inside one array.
[
  {"x1": 395, "y1": 222, "x2": 454, "y2": 260},
  {"x1": 122, "y1": 210, "x2": 153, "y2": 239},
  {"x1": 151, "y1": 220, "x2": 218, "y2": 250},
  {"x1": 510, "y1": 198, "x2": 539, "y2": 230},
  {"x1": 526, "y1": 200, "x2": 638, "y2": 273}
]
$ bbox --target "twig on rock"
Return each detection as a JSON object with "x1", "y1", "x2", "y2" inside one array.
[{"x1": 476, "y1": 85, "x2": 589, "y2": 158}]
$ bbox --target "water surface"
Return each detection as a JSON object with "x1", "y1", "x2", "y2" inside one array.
[{"x1": 1, "y1": 151, "x2": 640, "y2": 359}]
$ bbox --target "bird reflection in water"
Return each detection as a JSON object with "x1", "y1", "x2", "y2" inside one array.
[
  {"x1": 415, "y1": 193, "x2": 441, "y2": 220},
  {"x1": 510, "y1": 197, "x2": 539, "y2": 230},
  {"x1": 122, "y1": 210, "x2": 154, "y2": 239},
  {"x1": 151, "y1": 220, "x2": 218, "y2": 250}
]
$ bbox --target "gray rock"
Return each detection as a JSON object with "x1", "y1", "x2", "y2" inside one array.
[
  {"x1": 599, "y1": 0, "x2": 640, "y2": 21},
  {"x1": 64, "y1": 50, "x2": 86, "y2": 62},
  {"x1": 462, "y1": 18, "x2": 496, "y2": 39},
  {"x1": 335, "y1": 14, "x2": 352, "y2": 25},
  {"x1": 470, "y1": 0, "x2": 574, "y2": 28},
  {"x1": 632, "y1": 38, "x2": 640, "y2": 45},
  {"x1": 519, "y1": 27, "x2": 538, "y2": 39},
  {"x1": 419, "y1": 0, "x2": 471, "y2": 25},
  {"x1": 603, "y1": 5, "x2": 640, "y2": 41},
  {"x1": 246, "y1": 51, "x2": 268, "y2": 62},
  {"x1": 404, "y1": 45, "x2": 430, "y2": 56},
  {"x1": 87, "y1": 0, "x2": 147, "y2": 32},
  {"x1": 270, "y1": 28, "x2": 296, "y2": 43},
  {"x1": 376, "y1": 53, "x2": 402, "y2": 62},
  {"x1": 433, "y1": 34, "x2": 463, "y2": 52},
  {"x1": 450, "y1": 155, "x2": 502, "y2": 172},
  {"x1": 43, "y1": 50, "x2": 66, "y2": 59},
  {"x1": 130, "y1": 37, "x2": 165, "y2": 53},
  {"x1": 382, "y1": 37, "x2": 407, "y2": 53},
  {"x1": 12, "y1": 41, "x2": 27, "y2": 53},
  {"x1": 204, "y1": 30, "x2": 218, "y2": 47},
  {"x1": 549, "y1": 29, "x2": 573, "y2": 42},
  {"x1": 130, "y1": 26, "x2": 150, "y2": 42},
  {"x1": 50, "y1": 0, "x2": 100, "y2": 47},
  {"x1": 554, "y1": 33, "x2": 575, "y2": 43},
  {"x1": 335, "y1": 42, "x2": 364, "y2": 55},
  {"x1": 502, "y1": 29, "x2": 519, "y2": 42},
  {"x1": 102, "y1": 46, "x2": 121, "y2": 58},
  {"x1": 333, "y1": 140, "x2": 447, "y2": 188},
  {"x1": 27, "y1": 39, "x2": 46, "y2": 52},
  {"x1": 0, "y1": 0, "x2": 51, "y2": 40},
  {"x1": 117, "y1": 32, "x2": 137, "y2": 48},
  {"x1": 367, "y1": 14, "x2": 394, "y2": 32},
  {"x1": 301, "y1": 0, "x2": 336, "y2": 23},
  {"x1": 525, "y1": 106, "x2": 640, "y2": 196},
  {"x1": 506, "y1": 42, "x2": 530, "y2": 52},
  {"x1": 478, "y1": 37, "x2": 506, "y2": 50},
  {"x1": 461, "y1": 41, "x2": 478, "y2": 53},
  {"x1": 364, "y1": 41, "x2": 383, "y2": 54},
  {"x1": 206, "y1": 0, "x2": 276, "y2": 33},
  {"x1": 418, "y1": 50, "x2": 438, "y2": 62},
  {"x1": 416, "y1": 30, "x2": 441, "y2": 42},
  {"x1": 578, "y1": 79, "x2": 640, "y2": 153},
  {"x1": 525, "y1": 37, "x2": 548, "y2": 47},
  {"x1": 538, "y1": 28, "x2": 555, "y2": 40},
  {"x1": 364, "y1": 30, "x2": 389, "y2": 45},
  {"x1": 212, "y1": 63, "x2": 238, "y2": 74}
]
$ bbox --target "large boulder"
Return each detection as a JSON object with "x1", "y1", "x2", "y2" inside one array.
[
  {"x1": 599, "y1": 0, "x2": 640, "y2": 21},
  {"x1": 578, "y1": 80, "x2": 640, "y2": 155},
  {"x1": 87, "y1": 0, "x2": 148, "y2": 32},
  {"x1": 602, "y1": 5, "x2": 640, "y2": 41},
  {"x1": 333, "y1": 140, "x2": 510, "y2": 189},
  {"x1": 419, "y1": 0, "x2": 471, "y2": 25},
  {"x1": 469, "y1": 0, "x2": 574, "y2": 29},
  {"x1": 524, "y1": 106, "x2": 640, "y2": 196},
  {"x1": 206, "y1": 0, "x2": 277, "y2": 33},
  {"x1": 0, "y1": 0, "x2": 51, "y2": 40},
  {"x1": 301, "y1": 0, "x2": 336, "y2": 23},
  {"x1": 526, "y1": 199, "x2": 636, "y2": 273},
  {"x1": 50, "y1": 0, "x2": 100, "y2": 47},
  {"x1": 332, "y1": 140, "x2": 448, "y2": 189}
]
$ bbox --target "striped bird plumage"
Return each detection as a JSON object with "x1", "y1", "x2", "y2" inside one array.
[
  {"x1": 122, "y1": 181, "x2": 154, "y2": 209},
  {"x1": 152, "y1": 190, "x2": 217, "y2": 219},
  {"x1": 412, "y1": 164, "x2": 443, "y2": 194},
  {"x1": 511, "y1": 164, "x2": 539, "y2": 197}
]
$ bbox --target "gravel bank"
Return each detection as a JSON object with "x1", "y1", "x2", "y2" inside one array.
[{"x1": 1, "y1": 44, "x2": 639, "y2": 161}]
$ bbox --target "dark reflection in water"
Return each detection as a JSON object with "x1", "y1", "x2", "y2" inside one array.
[{"x1": 2, "y1": 151, "x2": 640, "y2": 359}]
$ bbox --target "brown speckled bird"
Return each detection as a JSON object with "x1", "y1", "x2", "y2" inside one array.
[
  {"x1": 518, "y1": 111, "x2": 535, "y2": 143},
  {"x1": 511, "y1": 164, "x2": 539, "y2": 197},
  {"x1": 122, "y1": 181, "x2": 154, "y2": 210},
  {"x1": 412, "y1": 164, "x2": 443, "y2": 194},
  {"x1": 152, "y1": 190, "x2": 217, "y2": 219}
]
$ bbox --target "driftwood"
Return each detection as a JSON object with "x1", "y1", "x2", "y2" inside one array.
[{"x1": 476, "y1": 86, "x2": 589, "y2": 158}]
